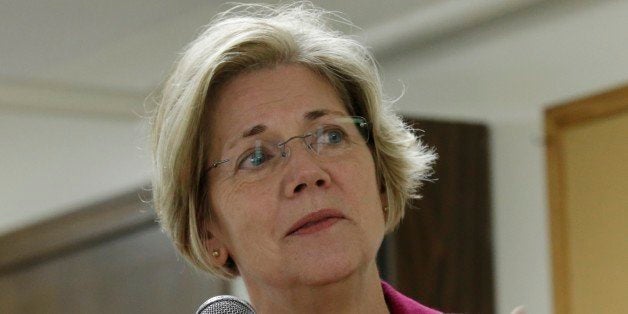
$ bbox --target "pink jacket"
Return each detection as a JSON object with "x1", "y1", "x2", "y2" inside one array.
[{"x1": 382, "y1": 281, "x2": 442, "y2": 314}]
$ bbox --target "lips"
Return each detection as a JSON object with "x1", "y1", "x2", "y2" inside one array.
[{"x1": 286, "y1": 209, "x2": 345, "y2": 236}]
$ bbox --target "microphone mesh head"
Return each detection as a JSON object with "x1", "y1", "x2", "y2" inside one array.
[{"x1": 196, "y1": 295, "x2": 255, "y2": 314}]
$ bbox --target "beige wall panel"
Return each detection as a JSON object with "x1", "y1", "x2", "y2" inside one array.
[{"x1": 561, "y1": 110, "x2": 628, "y2": 314}]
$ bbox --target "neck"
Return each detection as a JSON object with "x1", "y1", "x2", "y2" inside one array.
[{"x1": 244, "y1": 261, "x2": 389, "y2": 314}]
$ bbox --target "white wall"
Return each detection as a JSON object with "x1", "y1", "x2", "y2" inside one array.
[
  {"x1": 378, "y1": 1, "x2": 628, "y2": 313},
  {"x1": 0, "y1": 109, "x2": 151, "y2": 233}
]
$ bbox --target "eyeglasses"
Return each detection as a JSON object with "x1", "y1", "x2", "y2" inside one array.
[{"x1": 208, "y1": 116, "x2": 370, "y2": 183}]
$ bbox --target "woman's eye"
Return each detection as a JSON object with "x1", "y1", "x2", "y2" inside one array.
[
  {"x1": 323, "y1": 128, "x2": 345, "y2": 144},
  {"x1": 238, "y1": 147, "x2": 272, "y2": 169}
]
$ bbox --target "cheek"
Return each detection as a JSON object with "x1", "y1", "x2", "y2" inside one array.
[
  {"x1": 332, "y1": 153, "x2": 383, "y2": 215},
  {"x1": 209, "y1": 179, "x2": 279, "y2": 242},
  {"x1": 335, "y1": 151, "x2": 379, "y2": 194}
]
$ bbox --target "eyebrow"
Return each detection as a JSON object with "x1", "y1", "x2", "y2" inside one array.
[
  {"x1": 303, "y1": 109, "x2": 331, "y2": 121},
  {"x1": 241, "y1": 124, "x2": 267, "y2": 139}
]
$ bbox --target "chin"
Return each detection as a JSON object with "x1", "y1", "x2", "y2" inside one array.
[
  {"x1": 294, "y1": 255, "x2": 359, "y2": 286},
  {"x1": 288, "y1": 240, "x2": 374, "y2": 287},
  {"x1": 273, "y1": 223, "x2": 383, "y2": 287}
]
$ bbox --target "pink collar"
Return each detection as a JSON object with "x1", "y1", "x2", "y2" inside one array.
[{"x1": 381, "y1": 281, "x2": 442, "y2": 314}]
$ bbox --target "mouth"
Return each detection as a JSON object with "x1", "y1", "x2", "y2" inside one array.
[{"x1": 286, "y1": 209, "x2": 345, "y2": 237}]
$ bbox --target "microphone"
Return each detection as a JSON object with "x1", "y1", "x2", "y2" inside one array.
[{"x1": 196, "y1": 295, "x2": 255, "y2": 314}]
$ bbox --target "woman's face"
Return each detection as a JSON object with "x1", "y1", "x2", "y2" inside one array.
[{"x1": 205, "y1": 64, "x2": 386, "y2": 289}]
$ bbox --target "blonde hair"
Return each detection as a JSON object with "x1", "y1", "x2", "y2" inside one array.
[{"x1": 150, "y1": 2, "x2": 436, "y2": 279}]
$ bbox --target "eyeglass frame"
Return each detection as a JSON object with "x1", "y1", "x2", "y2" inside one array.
[{"x1": 207, "y1": 115, "x2": 371, "y2": 175}]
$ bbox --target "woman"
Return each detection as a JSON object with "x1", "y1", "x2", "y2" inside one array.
[{"x1": 151, "y1": 3, "x2": 438, "y2": 313}]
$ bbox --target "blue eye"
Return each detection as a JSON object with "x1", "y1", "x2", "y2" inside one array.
[
  {"x1": 325, "y1": 129, "x2": 345, "y2": 144},
  {"x1": 249, "y1": 150, "x2": 265, "y2": 166},
  {"x1": 239, "y1": 147, "x2": 271, "y2": 169}
]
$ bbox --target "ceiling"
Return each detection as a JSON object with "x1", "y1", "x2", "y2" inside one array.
[
  {"x1": 0, "y1": 0, "x2": 541, "y2": 106},
  {"x1": 0, "y1": 0, "x2": 438, "y2": 94}
]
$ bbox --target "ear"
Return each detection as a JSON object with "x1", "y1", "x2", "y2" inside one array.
[
  {"x1": 379, "y1": 190, "x2": 389, "y2": 222},
  {"x1": 204, "y1": 222, "x2": 230, "y2": 268},
  {"x1": 379, "y1": 190, "x2": 387, "y2": 207}
]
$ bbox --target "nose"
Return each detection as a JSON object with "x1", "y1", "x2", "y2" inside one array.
[{"x1": 281, "y1": 140, "x2": 331, "y2": 198}]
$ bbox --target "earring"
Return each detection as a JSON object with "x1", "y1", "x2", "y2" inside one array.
[
  {"x1": 384, "y1": 206, "x2": 389, "y2": 213},
  {"x1": 212, "y1": 249, "x2": 220, "y2": 258}
]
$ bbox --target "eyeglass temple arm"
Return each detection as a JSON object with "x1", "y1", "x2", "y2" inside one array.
[{"x1": 210, "y1": 159, "x2": 229, "y2": 169}]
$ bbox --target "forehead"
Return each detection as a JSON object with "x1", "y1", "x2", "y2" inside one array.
[
  {"x1": 207, "y1": 64, "x2": 349, "y2": 146},
  {"x1": 212, "y1": 64, "x2": 347, "y2": 121}
]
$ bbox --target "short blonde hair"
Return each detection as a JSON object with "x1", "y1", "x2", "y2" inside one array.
[{"x1": 150, "y1": 2, "x2": 436, "y2": 279}]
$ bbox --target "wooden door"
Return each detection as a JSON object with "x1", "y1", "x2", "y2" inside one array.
[
  {"x1": 379, "y1": 118, "x2": 495, "y2": 314},
  {"x1": 546, "y1": 85, "x2": 628, "y2": 314}
]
